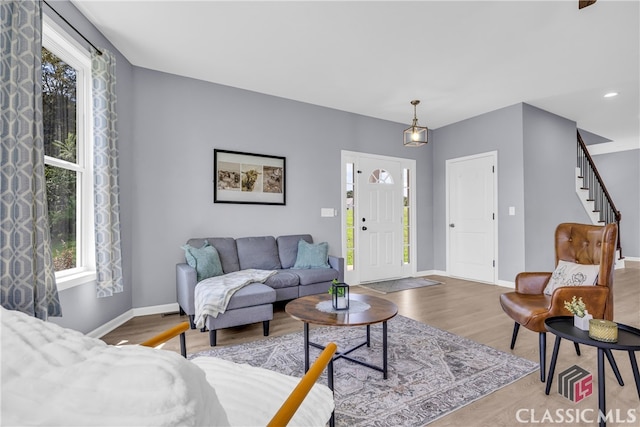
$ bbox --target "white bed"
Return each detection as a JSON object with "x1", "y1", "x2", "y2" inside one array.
[{"x1": 0, "y1": 307, "x2": 334, "y2": 426}]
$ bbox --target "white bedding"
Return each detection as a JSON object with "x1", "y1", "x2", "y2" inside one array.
[
  {"x1": 0, "y1": 307, "x2": 334, "y2": 427},
  {"x1": 191, "y1": 357, "x2": 334, "y2": 427}
]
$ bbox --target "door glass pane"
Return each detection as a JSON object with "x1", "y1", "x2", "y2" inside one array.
[
  {"x1": 403, "y1": 168, "x2": 410, "y2": 264},
  {"x1": 346, "y1": 163, "x2": 355, "y2": 271}
]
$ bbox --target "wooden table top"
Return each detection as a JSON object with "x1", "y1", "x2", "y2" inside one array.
[{"x1": 285, "y1": 293, "x2": 398, "y2": 327}]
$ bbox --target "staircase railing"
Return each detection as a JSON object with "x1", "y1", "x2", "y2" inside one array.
[{"x1": 576, "y1": 130, "x2": 622, "y2": 258}]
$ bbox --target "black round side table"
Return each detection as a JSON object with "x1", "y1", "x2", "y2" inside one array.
[{"x1": 545, "y1": 316, "x2": 640, "y2": 427}]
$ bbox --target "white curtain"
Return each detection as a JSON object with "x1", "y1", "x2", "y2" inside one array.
[
  {"x1": 92, "y1": 49, "x2": 123, "y2": 298},
  {"x1": 0, "y1": 0, "x2": 62, "y2": 319}
]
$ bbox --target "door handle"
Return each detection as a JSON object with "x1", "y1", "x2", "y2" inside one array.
[
  {"x1": 449, "y1": 223, "x2": 455, "y2": 228},
  {"x1": 362, "y1": 226, "x2": 368, "y2": 231}
]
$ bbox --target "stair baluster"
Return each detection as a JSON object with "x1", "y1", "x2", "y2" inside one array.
[{"x1": 576, "y1": 131, "x2": 622, "y2": 259}]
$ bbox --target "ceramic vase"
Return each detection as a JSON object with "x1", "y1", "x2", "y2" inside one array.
[{"x1": 574, "y1": 310, "x2": 593, "y2": 331}]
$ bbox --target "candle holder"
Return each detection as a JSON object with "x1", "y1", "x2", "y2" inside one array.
[{"x1": 330, "y1": 281, "x2": 349, "y2": 310}]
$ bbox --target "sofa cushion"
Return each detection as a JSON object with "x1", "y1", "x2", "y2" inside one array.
[
  {"x1": 188, "y1": 238, "x2": 240, "y2": 273},
  {"x1": 236, "y1": 236, "x2": 282, "y2": 270},
  {"x1": 292, "y1": 240, "x2": 330, "y2": 269},
  {"x1": 226, "y1": 283, "x2": 276, "y2": 310},
  {"x1": 293, "y1": 268, "x2": 338, "y2": 286},
  {"x1": 277, "y1": 234, "x2": 313, "y2": 269},
  {"x1": 182, "y1": 241, "x2": 223, "y2": 282},
  {"x1": 265, "y1": 271, "x2": 300, "y2": 289}
]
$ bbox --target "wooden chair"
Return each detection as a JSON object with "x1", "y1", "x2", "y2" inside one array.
[
  {"x1": 140, "y1": 322, "x2": 337, "y2": 426},
  {"x1": 499, "y1": 222, "x2": 618, "y2": 382}
]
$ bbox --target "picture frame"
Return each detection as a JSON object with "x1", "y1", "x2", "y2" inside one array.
[{"x1": 214, "y1": 149, "x2": 286, "y2": 205}]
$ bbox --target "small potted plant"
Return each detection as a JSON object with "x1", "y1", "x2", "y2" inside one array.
[
  {"x1": 329, "y1": 279, "x2": 349, "y2": 310},
  {"x1": 563, "y1": 296, "x2": 592, "y2": 331}
]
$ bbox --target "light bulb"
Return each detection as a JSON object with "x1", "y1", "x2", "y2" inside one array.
[{"x1": 412, "y1": 131, "x2": 419, "y2": 141}]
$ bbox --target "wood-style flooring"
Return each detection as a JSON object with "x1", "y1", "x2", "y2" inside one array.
[{"x1": 102, "y1": 263, "x2": 640, "y2": 427}]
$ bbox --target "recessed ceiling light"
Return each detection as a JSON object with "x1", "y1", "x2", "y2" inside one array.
[{"x1": 604, "y1": 92, "x2": 619, "y2": 98}]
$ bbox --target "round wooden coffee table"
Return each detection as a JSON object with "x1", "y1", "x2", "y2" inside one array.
[{"x1": 285, "y1": 293, "x2": 398, "y2": 379}]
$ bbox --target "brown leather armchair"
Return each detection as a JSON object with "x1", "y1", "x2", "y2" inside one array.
[{"x1": 499, "y1": 222, "x2": 618, "y2": 382}]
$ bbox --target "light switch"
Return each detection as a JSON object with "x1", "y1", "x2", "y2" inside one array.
[
  {"x1": 509, "y1": 206, "x2": 516, "y2": 216},
  {"x1": 321, "y1": 208, "x2": 336, "y2": 217}
]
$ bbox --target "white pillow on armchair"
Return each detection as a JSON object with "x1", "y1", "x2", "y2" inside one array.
[{"x1": 543, "y1": 260, "x2": 600, "y2": 295}]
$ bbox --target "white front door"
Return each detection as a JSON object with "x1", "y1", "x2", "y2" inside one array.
[
  {"x1": 447, "y1": 153, "x2": 496, "y2": 283},
  {"x1": 358, "y1": 156, "x2": 403, "y2": 282}
]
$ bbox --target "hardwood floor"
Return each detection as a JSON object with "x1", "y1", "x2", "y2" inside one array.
[{"x1": 102, "y1": 263, "x2": 640, "y2": 426}]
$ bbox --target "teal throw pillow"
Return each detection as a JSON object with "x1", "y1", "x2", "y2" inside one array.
[
  {"x1": 182, "y1": 240, "x2": 224, "y2": 282},
  {"x1": 292, "y1": 239, "x2": 330, "y2": 269}
]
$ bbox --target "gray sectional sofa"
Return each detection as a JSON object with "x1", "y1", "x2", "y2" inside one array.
[{"x1": 176, "y1": 234, "x2": 344, "y2": 345}]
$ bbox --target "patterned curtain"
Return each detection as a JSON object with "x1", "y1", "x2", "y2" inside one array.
[
  {"x1": 92, "y1": 49, "x2": 123, "y2": 298},
  {"x1": 0, "y1": 0, "x2": 62, "y2": 319}
]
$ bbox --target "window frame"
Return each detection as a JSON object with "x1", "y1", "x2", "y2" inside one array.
[{"x1": 42, "y1": 16, "x2": 96, "y2": 290}]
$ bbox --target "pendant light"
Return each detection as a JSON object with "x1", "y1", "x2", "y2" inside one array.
[{"x1": 403, "y1": 100, "x2": 428, "y2": 147}]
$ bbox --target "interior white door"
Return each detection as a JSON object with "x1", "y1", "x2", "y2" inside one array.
[
  {"x1": 448, "y1": 154, "x2": 496, "y2": 283},
  {"x1": 358, "y1": 156, "x2": 403, "y2": 282}
]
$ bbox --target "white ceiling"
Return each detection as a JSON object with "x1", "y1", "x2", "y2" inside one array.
[{"x1": 71, "y1": 0, "x2": 639, "y2": 153}]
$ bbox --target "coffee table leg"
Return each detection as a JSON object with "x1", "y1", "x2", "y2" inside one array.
[
  {"x1": 598, "y1": 348, "x2": 606, "y2": 427},
  {"x1": 383, "y1": 320, "x2": 388, "y2": 379},
  {"x1": 545, "y1": 336, "x2": 562, "y2": 395},
  {"x1": 604, "y1": 349, "x2": 624, "y2": 386},
  {"x1": 304, "y1": 322, "x2": 310, "y2": 373},
  {"x1": 366, "y1": 325, "x2": 371, "y2": 347},
  {"x1": 629, "y1": 351, "x2": 640, "y2": 400}
]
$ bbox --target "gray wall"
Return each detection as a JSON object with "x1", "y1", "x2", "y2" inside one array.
[
  {"x1": 592, "y1": 150, "x2": 640, "y2": 258},
  {"x1": 522, "y1": 104, "x2": 591, "y2": 271},
  {"x1": 43, "y1": 1, "x2": 637, "y2": 334},
  {"x1": 45, "y1": 1, "x2": 134, "y2": 334},
  {"x1": 129, "y1": 67, "x2": 433, "y2": 308},
  {"x1": 432, "y1": 104, "x2": 526, "y2": 281}
]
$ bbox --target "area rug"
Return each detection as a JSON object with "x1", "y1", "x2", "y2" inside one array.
[
  {"x1": 189, "y1": 315, "x2": 538, "y2": 426},
  {"x1": 358, "y1": 277, "x2": 442, "y2": 294}
]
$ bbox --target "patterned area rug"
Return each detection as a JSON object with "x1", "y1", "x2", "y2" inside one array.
[
  {"x1": 358, "y1": 277, "x2": 443, "y2": 294},
  {"x1": 189, "y1": 315, "x2": 538, "y2": 426}
]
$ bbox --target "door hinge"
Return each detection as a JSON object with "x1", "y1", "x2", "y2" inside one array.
[
  {"x1": 492, "y1": 213, "x2": 495, "y2": 220},
  {"x1": 492, "y1": 165, "x2": 495, "y2": 173},
  {"x1": 493, "y1": 260, "x2": 496, "y2": 267}
]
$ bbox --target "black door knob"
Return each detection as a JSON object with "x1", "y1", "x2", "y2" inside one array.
[{"x1": 362, "y1": 226, "x2": 368, "y2": 231}]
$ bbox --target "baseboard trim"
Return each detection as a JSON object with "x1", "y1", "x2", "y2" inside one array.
[
  {"x1": 88, "y1": 302, "x2": 181, "y2": 339},
  {"x1": 87, "y1": 310, "x2": 133, "y2": 339},
  {"x1": 497, "y1": 280, "x2": 515, "y2": 289},
  {"x1": 417, "y1": 270, "x2": 448, "y2": 277}
]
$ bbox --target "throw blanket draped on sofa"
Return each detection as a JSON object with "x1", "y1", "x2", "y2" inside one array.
[{"x1": 194, "y1": 269, "x2": 277, "y2": 328}]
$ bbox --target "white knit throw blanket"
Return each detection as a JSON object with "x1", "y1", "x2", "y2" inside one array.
[{"x1": 194, "y1": 269, "x2": 276, "y2": 328}]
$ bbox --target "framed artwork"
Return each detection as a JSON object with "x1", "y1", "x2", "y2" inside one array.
[{"x1": 214, "y1": 149, "x2": 286, "y2": 205}]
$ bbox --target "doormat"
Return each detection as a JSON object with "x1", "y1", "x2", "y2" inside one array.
[
  {"x1": 357, "y1": 277, "x2": 442, "y2": 294},
  {"x1": 189, "y1": 315, "x2": 538, "y2": 426}
]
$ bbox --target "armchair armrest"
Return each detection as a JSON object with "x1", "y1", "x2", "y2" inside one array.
[
  {"x1": 140, "y1": 321, "x2": 190, "y2": 358},
  {"x1": 267, "y1": 342, "x2": 336, "y2": 427},
  {"x1": 328, "y1": 255, "x2": 344, "y2": 282},
  {"x1": 515, "y1": 272, "x2": 552, "y2": 295},
  {"x1": 176, "y1": 263, "x2": 197, "y2": 315},
  {"x1": 549, "y1": 285, "x2": 610, "y2": 319}
]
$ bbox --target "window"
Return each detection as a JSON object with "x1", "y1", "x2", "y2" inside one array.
[
  {"x1": 345, "y1": 162, "x2": 355, "y2": 271},
  {"x1": 402, "y1": 168, "x2": 410, "y2": 264},
  {"x1": 42, "y1": 18, "x2": 94, "y2": 286}
]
